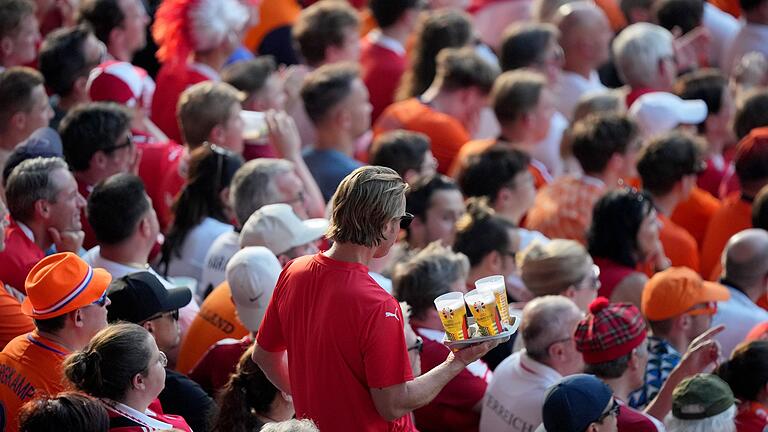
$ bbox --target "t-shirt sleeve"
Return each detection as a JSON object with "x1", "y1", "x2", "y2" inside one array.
[
  {"x1": 361, "y1": 298, "x2": 415, "y2": 389},
  {"x1": 255, "y1": 280, "x2": 286, "y2": 352}
]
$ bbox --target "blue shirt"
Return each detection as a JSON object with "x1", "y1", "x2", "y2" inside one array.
[
  {"x1": 628, "y1": 335, "x2": 680, "y2": 409},
  {"x1": 303, "y1": 148, "x2": 363, "y2": 201}
]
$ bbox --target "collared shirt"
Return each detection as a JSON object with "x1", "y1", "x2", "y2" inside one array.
[
  {"x1": 628, "y1": 336, "x2": 681, "y2": 409},
  {"x1": 480, "y1": 350, "x2": 562, "y2": 432},
  {"x1": 0, "y1": 219, "x2": 45, "y2": 296},
  {"x1": 367, "y1": 30, "x2": 405, "y2": 56},
  {"x1": 555, "y1": 71, "x2": 607, "y2": 120},
  {"x1": 712, "y1": 284, "x2": 768, "y2": 357}
]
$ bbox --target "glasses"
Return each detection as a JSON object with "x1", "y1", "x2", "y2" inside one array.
[
  {"x1": 104, "y1": 133, "x2": 134, "y2": 154},
  {"x1": 578, "y1": 265, "x2": 602, "y2": 291},
  {"x1": 141, "y1": 309, "x2": 180, "y2": 324},
  {"x1": 686, "y1": 301, "x2": 718, "y2": 316},
  {"x1": 408, "y1": 336, "x2": 423, "y2": 353},
  {"x1": 597, "y1": 399, "x2": 620, "y2": 423},
  {"x1": 92, "y1": 290, "x2": 108, "y2": 307},
  {"x1": 399, "y1": 213, "x2": 415, "y2": 230},
  {"x1": 157, "y1": 350, "x2": 168, "y2": 368}
]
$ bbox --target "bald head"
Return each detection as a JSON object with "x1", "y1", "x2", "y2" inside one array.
[
  {"x1": 555, "y1": 2, "x2": 612, "y2": 68},
  {"x1": 723, "y1": 229, "x2": 768, "y2": 291}
]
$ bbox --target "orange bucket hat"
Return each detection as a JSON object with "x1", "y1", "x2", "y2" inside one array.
[{"x1": 21, "y1": 252, "x2": 113, "y2": 320}]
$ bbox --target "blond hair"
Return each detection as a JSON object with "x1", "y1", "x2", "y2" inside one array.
[
  {"x1": 326, "y1": 166, "x2": 408, "y2": 247},
  {"x1": 519, "y1": 239, "x2": 593, "y2": 296},
  {"x1": 177, "y1": 81, "x2": 245, "y2": 149}
]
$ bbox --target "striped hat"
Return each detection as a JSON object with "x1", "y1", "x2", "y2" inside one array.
[
  {"x1": 575, "y1": 297, "x2": 647, "y2": 364},
  {"x1": 21, "y1": 253, "x2": 112, "y2": 320}
]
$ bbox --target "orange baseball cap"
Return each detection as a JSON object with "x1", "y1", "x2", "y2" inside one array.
[
  {"x1": 21, "y1": 252, "x2": 113, "y2": 320},
  {"x1": 642, "y1": 267, "x2": 730, "y2": 321}
]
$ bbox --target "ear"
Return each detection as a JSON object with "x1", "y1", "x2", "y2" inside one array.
[
  {"x1": 73, "y1": 309, "x2": 86, "y2": 328},
  {"x1": 563, "y1": 286, "x2": 578, "y2": 300},
  {"x1": 605, "y1": 152, "x2": 624, "y2": 174},
  {"x1": 10, "y1": 111, "x2": 27, "y2": 132},
  {"x1": 486, "y1": 250, "x2": 503, "y2": 273},
  {"x1": 219, "y1": 186, "x2": 230, "y2": 206},
  {"x1": 74, "y1": 75, "x2": 89, "y2": 98},
  {"x1": 495, "y1": 186, "x2": 512, "y2": 207},
  {"x1": 108, "y1": 27, "x2": 123, "y2": 51},
  {"x1": 675, "y1": 313, "x2": 691, "y2": 331},
  {"x1": 91, "y1": 151, "x2": 108, "y2": 170},
  {"x1": 142, "y1": 320, "x2": 154, "y2": 334},
  {"x1": 0, "y1": 37, "x2": 13, "y2": 57},
  {"x1": 34, "y1": 199, "x2": 51, "y2": 220},
  {"x1": 138, "y1": 215, "x2": 151, "y2": 238},
  {"x1": 208, "y1": 124, "x2": 226, "y2": 145},
  {"x1": 337, "y1": 106, "x2": 353, "y2": 131},
  {"x1": 131, "y1": 371, "x2": 146, "y2": 391},
  {"x1": 402, "y1": 168, "x2": 419, "y2": 185}
]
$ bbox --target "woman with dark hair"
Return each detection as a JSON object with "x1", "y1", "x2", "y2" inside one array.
[
  {"x1": 19, "y1": 392, "x2": 109, "y2": 432},
  {"x1": 63, "y1": 323, "x2": 192, "y2": 431},
  {"x1": 214, "y1": 345, "x2": 294, "y2": 432},
  {"x1": 587, "y1": 188, "x2": 669, "y2": 307},
  {"x1": 160, "y1": 144, "x2": 244, "y2": 281},
  {"x1": 395, "y1": 9, "x2": 473, "y2": 101},
  {"x1": 717, "y1": 340, "x2": 768, "y2": 431}
]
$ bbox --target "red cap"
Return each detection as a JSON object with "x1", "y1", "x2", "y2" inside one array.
[
  {"x1": 574, "y1": 297, "x2": 647, "y2": 364},
  {"x1": 86, "y1": 61, "x2": 155, "y2": 110}
]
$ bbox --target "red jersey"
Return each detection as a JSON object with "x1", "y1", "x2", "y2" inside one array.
[
  {"x1": 0, "y1": 332, "x2": 70, "y2": 432},
  {"x1": 151, "y1": 63, "x2": 217, "y2": 144},
  {"x1": 132, "y1": 132, "x2": 185, "y2": 232},
  {"x1": 736, "y1": 401, "x2": 768, "y2": 432},
  {"x1": 0, "y1": 219, "x2": 45, "y2": 295},
  {"x1": 360, "y1": 35, "x2": 407, "y2": 123},
  {"x1": 594, "y1": 257, "x2": 637, "y2": 300},
  {"x1": 257, "y1": 253, "x2": 416, "y2": 431},
  {"x1": 102, "y1": 399, "x2": 192, "y2": 432}
]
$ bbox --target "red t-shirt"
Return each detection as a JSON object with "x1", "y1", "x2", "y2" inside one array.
[
  {"x1": 189, "y1": 335, "x2": 252, "y2": 396},
  {"x1": 617, "y1": 400, "x2": 663, "y2": 431},
  {"x1": 360, "y1": 37, "x2": 407, "y2": 124},
  {"x1": 594, "y1": 256, "x2": 637, "y2": 300},
  {"x1": 257, "y1": 253, "x2": 416, "y2": 431},
  {"x1": 0, "y1": 219, "x2": 45, "y2": 295},
  {"x1": 736, "y1": 401, "x2": 768, "y2": 432},
  {"x1": 151, "y1": 63, "x2": 215, "y2": 144},
  {"x1": 133, "y1": 133, "x2": 185, "y2": 232},
  {"x1": 413, "y1": 326, "x2": 489, "y2": 432}
]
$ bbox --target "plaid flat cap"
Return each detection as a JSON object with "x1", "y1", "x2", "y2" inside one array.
[{"x1": 574, "y1": 297, "x2": 647, "y2": 364}]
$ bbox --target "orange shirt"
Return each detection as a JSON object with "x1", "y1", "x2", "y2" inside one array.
[
  {"x1": 175, "y1": 281, "x2": 249, "y2": 374},
  {"x1": 700, "y1": 193, "x2": 752, "y2": 280},
  {"x1": 524, "y1": 176, "x2": 606, "y2": 244},
  {"x1": 0, "y1": 332, "x2": 69, "y2": 432},
  {"x1": 0, "y1": 283, "x2": 34, "y2": 350},
  {"x1": 242, "y1": 0, "x2": 302, "y2": 53},
  {"x1": 659, "y1": 213, "x2": 700, "y2": 273},
  {"x1": 709, "y1": 0, "x2": 741, "y2": 18},
  {"x1": 595, "y1": 0, "x2": 628, "y2": 31},
  {"x1": 374, "y1": 98, "x2": 470, "y2": 175},
  {"x1": 670, "y1": 187, "x2": 722, "y2": 251},
  {"x1": 450, "y1": 138, "x2": 551, "y2": 189}
]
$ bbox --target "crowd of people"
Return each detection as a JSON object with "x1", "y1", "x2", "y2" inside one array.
[{"x1": 0, "y1": 0, "x2": 767, "y2": 430}]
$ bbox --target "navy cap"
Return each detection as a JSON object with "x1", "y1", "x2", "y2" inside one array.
[
  {"x1": 107, "y1": 271, "x2": 191, "y2": 324},
  {"x1": 542, "y1": 374, "x2": 614, "y2": 432},
  {"x1": 3, "y1": 127, "x2": 63, "y2": 184}
]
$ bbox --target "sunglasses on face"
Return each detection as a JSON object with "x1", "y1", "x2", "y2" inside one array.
[
  {"x1": 141, "y1": 309, "x2": 180, "y2": 324},
  {"x1": 597, "y1": 399, "x2": 620, "y2": 423},
  {"x1": 92, "y1": 290, "x2": 108, "y2": 307},
  {"x1": 399, "y1": 212, "x2": 415, "y2": 230}
]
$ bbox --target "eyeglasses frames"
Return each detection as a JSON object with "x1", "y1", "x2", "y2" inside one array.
[
  {"x1": 399, "y1": 212, "x2": 415, "y2": 230},
  {"x1": 597, "y1": 399, "x2": 620, "y2": 423},
  {"x1": 92, "y1": 290, "x2": 109, "y2": 307}
]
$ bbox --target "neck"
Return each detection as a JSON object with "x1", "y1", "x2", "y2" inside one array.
[
  {"x1": 22, "y1": 219, "x2": 53, "y2": 251},
  {"x1": 466, "y1": 266, "x2": 493, "y2": 287},
  {"x1": 656, "y1": 332, "x2": 687, "y2": 355},
  {"x1": 99, "y1": 242, "x2": 151, "y2": 268},
  {"x1": 109, "y1": 45, "x2": 132, "y2": 63},
  {"x1": 0, "y1": 132, "x2": 24, "y2": 151},
  {"x1": 421, "y1": 87, "x2": 463, "y2": 122},
  {"x1": 58, "y1": 93, "x2": 86, "y2": 112},
  {"x1": 495, "y1": 203, "x2": 525, "y2": 226},
  {"x1": 585, "y1": 170, "x2": 618, "y2": 189},
  {"x1": 562, "y1": 57, "x2": 593, "y2": 80},
  {"x1": 193, "y1": 50, "x2": 227, "y2": 75},
  {"x1": 36, "y1": 328, "x2": 80, "y2": 352},
  {"x1": 411, "y1": 315, "x2": 443, "y2": 331},
  {"x1": 324, "y1": 242, "x2": 376, "y2": 267},
  {"x1": 603, "y1": 376, "x2": 636, "y2": 401},
  {"x1": 650, "y1": 192, "x2": 678, "y2": 217},
  {"x1": 74, "y1": 170, "x2": 104, "y2": 189},
  {"x1": 498, "y1": 126, "x2": 531, "y2": 149},
  {"x1": 120, "y1": 392, "x2": 152, "y2": 415},
  {"x1": 380, "y1": 25, "x2": 409, "y2": 47},
  {"x1": 314, "y1": 126, "x2": 355, "y2": 155}
]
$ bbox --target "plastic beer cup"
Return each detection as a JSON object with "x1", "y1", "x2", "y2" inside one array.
[
  {"x1": 434, "y1": 292, "x2": 469, "y2": 341},
  {"x1": 464, "y1": 289, "x2": 504, "y2": 336},
  {"x1": 475, "y1": 275, "x2": 510, "y2": 326}
]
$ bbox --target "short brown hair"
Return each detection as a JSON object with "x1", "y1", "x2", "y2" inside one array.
[
  {"x1": 572, "y1": 113, "x2": 638, "y2": 174},
  {"x1": 435, "y1": 47, "x2": 498, "y2": 94},
  {"x1": 326, "y1": 166, "x2": 408, "y2": 247},
  {"x1": 292, "y1": 0, "x2": 359, "y2": 66},
  {"x1": 222, "y1": 56, "x2": 277, "y2": 96},
  {"x1": 177, "y1": 81, "x2": 245, "y2": 149},
  {"x1": 300, "y1": 62, "x2": 359, "y2": 125},
  {"x1": 0, "y1": 67, "x2": 43, "y2": 134},
  {"x1": 491, "y1": 70, "x2": 547, "y2": 126},
  {"x1": 499, "y1": 22, "x2": 559, "y2": 72},
  {"x1": 0, "y1": 0, "x2": 35, "y2": 40}
]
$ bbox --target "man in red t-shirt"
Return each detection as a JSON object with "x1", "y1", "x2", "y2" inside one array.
[
  {"x1": 361, "y1": 0, "x2": 421, "y2": 123},
  {"x1": 253, "y1": 166, "x2": 497, "y2": 431}
]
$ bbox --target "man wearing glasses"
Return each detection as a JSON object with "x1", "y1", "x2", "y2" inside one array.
[
  {"x1": 253, "y1": 166, "x2": 497, "y2": 430},
  {"x1": 0, "y1": 252, "x2": 112, "y2": 432},
  {"x1": 59, "y1": 102, "x2": 137, "y2": 249},
  {"x1": 631, "y1": 267, "x2": 730, "y2": 409},
  {"x1": 106, "y1": 271, "x2": 213, "y2": 432}
]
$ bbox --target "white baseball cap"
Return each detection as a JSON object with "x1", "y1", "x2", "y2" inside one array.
[
  {"x1": 226, "y1": 246, "x2": 283, "y2": 332},
  {"x1": 239, "y1": 203, "x2": 328, "y2": 255},
  {"x1": 628, "y1": 92, "x2": 708, "y2": 139}
]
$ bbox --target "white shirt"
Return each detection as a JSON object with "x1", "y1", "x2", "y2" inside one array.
[
  {"x1": 702, "y1": 3, "x2": 741, "y2": 68},
  {"x1": 724, "y1": 22, "x2": 768, "y2": 76},
  {"x1": 199, "y1": 229, "x2": 240, "y2": 301},
  {"x1": 83, "y1": 247, "x2": 200, "y2": 335},
  {"x1": 555, "y1": 71, "x2": 607, "y2": 120},
  {"x1": 165, "y1": 217, "x2": 233, "y2": 282},
  {"x1": 531, "y1": 111, "x2": 568, "y2": 178},
  {"x1": 712, "y1": 284, "x2": 768, "y2": 357},
  {"x1": 479, "y1": 350, "x2": 562, "y2": 432}
]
